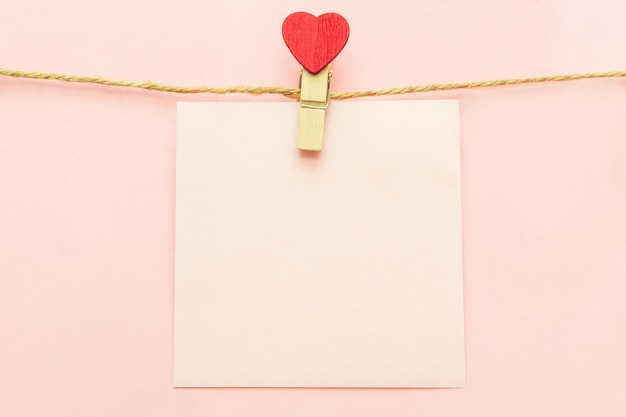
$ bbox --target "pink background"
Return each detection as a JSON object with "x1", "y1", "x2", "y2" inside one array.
[{"x1": 1, "y1": 0, "x2": 625, "y2": 415}]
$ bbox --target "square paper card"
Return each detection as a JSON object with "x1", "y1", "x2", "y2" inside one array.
[{"x1": 174, "y1": 101, "x2": 464, "y2": 388}]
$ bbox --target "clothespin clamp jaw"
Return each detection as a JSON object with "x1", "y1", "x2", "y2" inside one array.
[{"x1": 297, "y1": 66, "x2": 332, "y2": 151}]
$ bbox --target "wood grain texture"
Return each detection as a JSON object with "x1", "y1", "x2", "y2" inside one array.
[
  {"x1": 282, "y1": 12, "x2": 349, "y2": 74},
  {"x1": 297, "y1": 107, "x2": 325, "y2": 151},
  {"x1": 297, "y1": 67, "x2": 330, "y2": 151}
]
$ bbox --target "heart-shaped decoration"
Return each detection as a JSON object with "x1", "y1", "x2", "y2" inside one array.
[{"x1": 282, "y1": 12, "x2": 350, "y2": 74}]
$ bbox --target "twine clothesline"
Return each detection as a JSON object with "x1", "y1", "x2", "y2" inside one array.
[{"x1": 1, "y1": 67, "x2": 625, "y2": 100}]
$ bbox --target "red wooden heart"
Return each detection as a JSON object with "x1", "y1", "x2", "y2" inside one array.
[{"x1": 282, "y1": 12, "x2": 350, "y2": 74}]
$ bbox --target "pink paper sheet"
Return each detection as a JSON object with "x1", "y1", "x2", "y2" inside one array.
[{"x1": 174, "y1": 101, "x2": 464, "y2": 388}]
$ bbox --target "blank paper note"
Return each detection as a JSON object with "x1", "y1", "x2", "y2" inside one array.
[{"x1": 174, "y1": 101, "x2": 465, "y2": 388}]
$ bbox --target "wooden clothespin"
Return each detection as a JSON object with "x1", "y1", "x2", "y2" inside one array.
[
  {"x1": 282, "y1": 12, "x2": 350, "y2": 151},
  {"x1": 297, "y1": 66, "x2": 331, "y2": 151}
]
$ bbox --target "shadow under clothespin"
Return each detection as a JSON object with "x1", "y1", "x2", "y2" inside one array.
[{"x1": 282, "y1": 12, "x2": 350, "y2": 152}]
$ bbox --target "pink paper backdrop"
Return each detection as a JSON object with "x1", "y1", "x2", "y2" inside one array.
[{"x1": 1, "y1": 1, "x2": 625, "y2": 416}]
